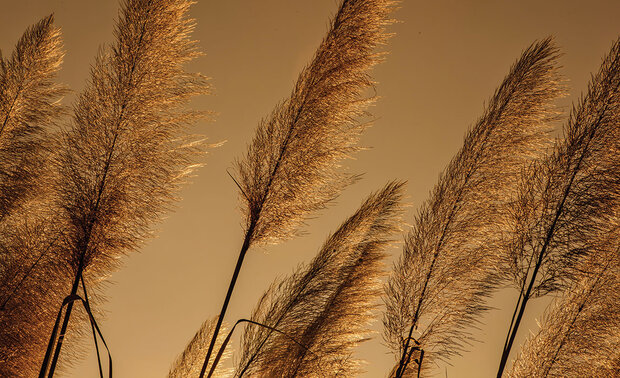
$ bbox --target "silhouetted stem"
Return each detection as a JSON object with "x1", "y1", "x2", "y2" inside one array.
[
  {"x1": 501, "y1": 252, "x2": 535, "y2": 356},
  {"x1": 496, "y1": 264, "x2": 537, "y2": 377},
  {"x1": 80, "y1": 281, "x2": 113, "y2": 378},
  {"x1": 39, "y1": 288, "x2": 112, "y2": 378},
  {"x1": 38, "y1": 295, "x2": 69, "y2": 378},
  {"x1": 417, "y1": 350, "x2": 424, "y2": 378},
  {"x1": 199, "y1": 222, "x2": 255, "y2": 378},
  {"x1": 202, "y1": 55, "x2": 312, "y2": 377},
  {"x1": 81, "y1": 274, "x2": 103, "y2": 378},
  {"x1": 46, "y1": 262, "x2": 83, "y2": 378}
]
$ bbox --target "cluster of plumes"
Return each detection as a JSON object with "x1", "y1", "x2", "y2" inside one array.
[
  {"x1": 236, "y1": 182, "x2": 404, "y2": 377},
  {"x1": 0, "y1": 0, "x2": 209, "y2": 375},
  {"x1": 509, "y1": 237, "x2": 620, "y2": 378},
  {"x1": 494, "y1": 36, "x2": 620, "y2": 378},
  {"x1": 235, "y1": 0, "x2": 398, "y2": 246},
  {"x1": 505, "y1": 38, "x2": 620, "y2": 298},
  {"x1": 382, "y1": 38, "x2": 564, "y2": 376},
  {"x1": 169, "y1": 317, "x2": 232, "y2": 378},
  {"x1": 176, "y1": 1, "x2": 399, "y2": 376},
  {"x1": 3, "y1": 0, "x2": 618, "y2": 376}
]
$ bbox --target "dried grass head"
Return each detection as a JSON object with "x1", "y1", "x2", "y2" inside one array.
[
  {"x1": 238, "y1": 181, "x2": 405, "y2": 377},
  {"x1": 235, "y1": 0, "x2": 398, "y2": 246}
]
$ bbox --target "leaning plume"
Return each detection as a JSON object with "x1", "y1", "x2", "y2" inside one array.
[
  {"x1": 0, "y1": 14, "x2": 65, "y2": 218},
  {"x1": 497, "y1": 37, "x2": 620, "y2": 375},
  {"x1": 508, "y1": 242, "x2": 620, "y2": 377},
  {"x1": 235, "y1": 0, "x2": 397, "y2": 246},
  {"x1": 383, "y1": 38, "x2": 563, "y2": 377},
  {"x1": 237, "y1": 182, "x2": 404, "y2": 377},
  {"x1": 0, "y1": 15, "x2": 67, "y2": 377},
  {"x1": 169, "y1": 318, "x2": 232, "y2": 378},
  {"x1": 38, "y1": 0, "x2": 209, "y2": 375}
]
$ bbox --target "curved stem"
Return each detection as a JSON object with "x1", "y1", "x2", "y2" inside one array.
[{"x1": 207, "y1": 318, "x2": 316, "y2": 378}]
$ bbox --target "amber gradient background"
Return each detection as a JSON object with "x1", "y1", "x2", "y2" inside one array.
[{"x1": 2, "y1": 1, "x2": 620, "y2": 377}]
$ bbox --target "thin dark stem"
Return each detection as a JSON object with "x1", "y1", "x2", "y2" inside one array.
[
  {"x1": 46, "y1": 130, "x2": 117, "y2": 377},
  {"x1": 501, "y1": 252, "x2": 535, "y2": 356},
  {"x1": 496, "y1": 174, "x2": 575, "y2": 377},
  {"x1": 46, "y1": 262, "x2": 83, "y2": 378},
  {"x1": 206, "y1": 319, "x2": 245, "y2": 378},
  {"x1": 38, "y1": 296, "x2": 69, "y2": 378},
  {"x1": 417, "y1": 349, "x2": 425, "y2": 378},
  {"x1": 199, "y1": 223, "x2": 254, "y2": 378},
  {"x1": 226, "y1": 169, "x2": 249, "y2": 202},
  {"x1": 202, "y1": 50, "x2": 314, "y2": 378},
  {"x1": 39, "y1": 291, "x2": 112, "y2": 378},
  {"x1": 80, "y1": 293, "x2": 113, "y2": 378},
  {"x1": 502, "y1": 284, "x2": 524, "y2": 355},
  {"x1": 81, "y1": 274, "x2": 103, "y2": 378},
  {"x1": 496, "y1": 273, "x2": 536, "y2": 377},
  {"x1": 496, "y1": 95, "x2": 612, "y2": 377}
]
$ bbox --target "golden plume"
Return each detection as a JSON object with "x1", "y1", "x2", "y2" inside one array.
[
  {"x1": 237, "y1": 181, "x2": 404, "y2": 377},
  {"x1": 0, "y1": 14, "x2": 66, "y2": 218},
  {"x1": 169, "y1": 317, "x2": 232, "y2": 378},
  {"x1": 37, "y1": 0, "x2": 210, "y2": 375},
  {"x1": 383, "y1": 38, "x2": 563, "y2": 377}
]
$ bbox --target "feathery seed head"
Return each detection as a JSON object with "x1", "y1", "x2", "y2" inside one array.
[
  {"x1": 384, "y1": 37, "x2": 564, "y2": 376},
  {"x1": 238, "y1": 181, "x2": 405, "y2": 377},
  {"x1": 235, "y1": 0, "x2": 399, "y2": 247}
]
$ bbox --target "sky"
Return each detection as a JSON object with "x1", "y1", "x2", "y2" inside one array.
[{"x1": 1, "y1": 0, "x2": 620, "y2": 377}]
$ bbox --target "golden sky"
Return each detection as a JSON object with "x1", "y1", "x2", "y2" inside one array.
[{"x1": 2, "y1": 0, "x2": 620, "y2": 377}]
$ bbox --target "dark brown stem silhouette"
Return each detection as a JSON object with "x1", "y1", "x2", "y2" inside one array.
[{"x1": 199, "y1": 222, "x2": 255, "y2": 377}]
